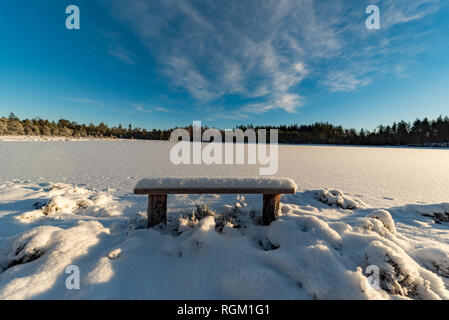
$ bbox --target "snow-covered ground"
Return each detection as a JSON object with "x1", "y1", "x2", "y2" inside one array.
[{"x1": 0, "y1": 140, "x2": 449, "y2": 299}]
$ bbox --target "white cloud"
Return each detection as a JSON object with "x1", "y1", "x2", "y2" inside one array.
[
  {"x1": 108, "y1": 0, "x2": 315, "y2": 113},
  {"x1": 66, "y1": 98, "x2": 105, "y2": 106},
  {"x1": 155, "y1": 107, "x2": 170, "y2": 113},
  {"x1": 164, "y1": 57, "x2": 213, "y2": 100},
  {"x1": 135, "y1": 105, "x2": 152, "y2": 113},
  {"x1": 275, "y1": 94, "x2": 303, "y2": 113},
  {"x1": 135, "y1": 104, "x2": 172, "y2": 114},
  {"x1": 380, "y1": 0, "x2": 442, "y2": 28},
  {"x1": 107, "y1": 0, "x2": 446, "y2": 114},
  {"x1": 324, "y1": 72, "x2": 372, "y2": 92},
  {"x1": 107, "y1": 44, "x2": 135, "y2": 65}
]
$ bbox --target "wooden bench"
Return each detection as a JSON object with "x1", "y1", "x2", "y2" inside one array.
[{"x1": 134, "y1": 177, "x2": 297, "y2": 227}]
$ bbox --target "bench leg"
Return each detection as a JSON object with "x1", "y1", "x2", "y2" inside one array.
[
  {"x1": 262, "y1": 194, "x2": 281, "y2": 226},
  {"x1": 147, "y1": 195, "x2": 167, "y2": 228}
]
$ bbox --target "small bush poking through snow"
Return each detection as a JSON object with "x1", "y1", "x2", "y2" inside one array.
[
  {"x1": 32, "y1": 201, "x2": 47, "y2": 210},
  {"x1": 15, "y1": 184, "x2": 121, "y2": 222},
  {"x1": 0, "y1": 221, "x2": 108, "y2": 299},
  {"x1": 193, "y1": 204, "x2": 216, "y2": 220},
  {"x1": 364, "y1": 240, "x2": 449, "y2": 299},
  {"x1": 365, "y1": 242, "x2": 419, "y2": 297},
  {"x1": 413, "y1": 247, "x2": 449, "y2": 278},
  {"x1": 380, "y1": 256, "x2": 418, "y2": 297},
  {"x1": 177, "y1": 214, "x2": 199, "y2": 234},
  {"x1": 175, "y1": 203, "x2": 246, "y2": 235},
  {"x1": 316, "y1": 189, "x2": 366, "y2": 210},
  {"x1": 128, "y1": 212, "x2": 148, "y2": 231},
  {"x1": 367, "y1": 210, "x2": 396, "y2": 234},
  {"x1": 422, "y1": 212, "x2": 449, "y2": 223},
  {"x1": 406, "y1": 203, "x2": 449, "y2": 223},
  {"x1": 215, "y1": 203, "x2": 244, "y2": 232},
  {"x1": 175, "y1": 205, "x2": 215, "y2": 234},
  {"x1": 0, "y1": 226, "x2": 60, "y2": 270},
  {"x1": 42, "y1": 196, "x2": 86, "y2": 215}
]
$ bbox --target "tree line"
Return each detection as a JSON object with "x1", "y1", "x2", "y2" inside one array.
[
  {"x1": 1, "y1": 112, "x2": 449, "y2": 146},
  {"x1": 0, "y1": 113, "x2": 171, "y2": 140},
  {"x1": 237, "y1": 116, "x2": 449, "y2": 146}
]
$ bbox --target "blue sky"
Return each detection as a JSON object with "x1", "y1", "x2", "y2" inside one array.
[{"x1": 1, "y1": 0, "x2": 448, "y2": 130}]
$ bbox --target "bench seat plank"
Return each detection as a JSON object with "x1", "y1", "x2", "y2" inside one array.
[
  {"x1": 134, "y1": 177, "x2": 297, "y2": 195},
  {"x1": 135, "y1": 187, "x2": 295, "y2": 195}
]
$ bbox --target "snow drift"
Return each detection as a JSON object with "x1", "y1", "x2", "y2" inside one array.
[{"x1": 0, "y1": 180, "x2": 448, "y2": 300}]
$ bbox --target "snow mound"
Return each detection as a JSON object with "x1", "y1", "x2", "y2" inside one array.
[
  {"x1": 364, "y1": 241, "x2": 448, "y2": 299},
  {"x1": 316, "y1": 189, "x2": 367, "y2": 210},
  {"x1": 16, "y1": 184, "x2": 120, "y2": 223},
  {"x1": 0, "y1": 221, "x2": 109, "y2": 299},
  {"x1": 412, "y1": 247, "x2": 449, "y2": 278},
  {"x1": 404, "y1": 203, "x2": 449, "y2": 223},
  {"x1": 267, "y1": 203, "x2": 449, "y2": 299},
  {"x1": 0, "y1": 226, "x2": 60, "y2": 271}
]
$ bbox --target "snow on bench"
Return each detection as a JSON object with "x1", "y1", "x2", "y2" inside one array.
[
  {"x1": 134, "y1": 177, "x2": 297, "y2": 194},
  {"x1": 134, "y1": 177, "x2": 297, "y2": 227}
]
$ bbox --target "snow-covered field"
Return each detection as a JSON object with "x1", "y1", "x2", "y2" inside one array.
[{"x1": 0, "y1": 140, "x2": 449, "y2": 299}]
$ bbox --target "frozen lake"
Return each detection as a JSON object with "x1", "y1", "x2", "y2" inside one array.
[{"x1": 1, "y1": 140, "x2": 449, "y2": 207}]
